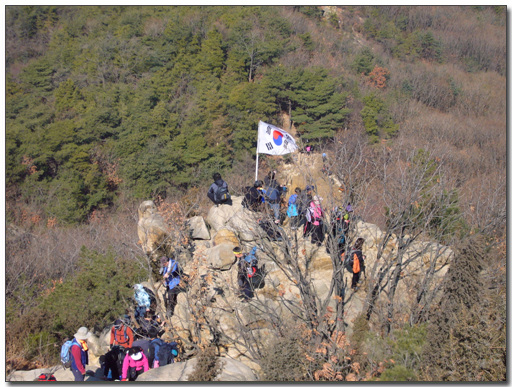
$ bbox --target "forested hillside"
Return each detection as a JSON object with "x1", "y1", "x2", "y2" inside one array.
[{"x1": 5, "y1": 6, "x2": 506, "y2": 381}]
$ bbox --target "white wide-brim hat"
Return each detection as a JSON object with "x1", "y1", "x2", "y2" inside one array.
[{"x1": 74, "y1": 326, "x2": 92, "y2": 341}]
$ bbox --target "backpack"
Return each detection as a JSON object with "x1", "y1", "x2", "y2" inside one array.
[
  {"x1": 266, "y1": 185, "x2": 279, "y2": 202},
  {"x1": 287, "y1": 203, "x2": 298, "y2": 217},
  {"x1": 157, "y1": 341, "x2": 179, "y2": 366},
  {"x1": 148, "y1": 338, "x2": 163, "y2": 367},
  {"x1": 37, "y1": 373, "x2": 57, "y2": 381},
  {"x1": 342, "y1": 249, "x2": 353, "y2": 273},
  {"x1": 61, "y1": 340, "x2": 80, "y2": 368},
  {"x1": 215, "y1": 182, "x2": 230, "y2": 203},
  {"x1": 244, "y1": 246, "x2": 258, "y2": 267}
]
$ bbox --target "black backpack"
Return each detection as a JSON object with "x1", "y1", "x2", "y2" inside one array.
[
  {"x1": 158, "y1": 341, "x2": 179, "y2": 366},
  {"x1": 215, "y1": 182, "x2": 230, "y2": 203}
]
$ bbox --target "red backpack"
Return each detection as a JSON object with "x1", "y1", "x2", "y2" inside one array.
[{"x1": 38, "y1": 373, "x2": 57, "y2": 381}]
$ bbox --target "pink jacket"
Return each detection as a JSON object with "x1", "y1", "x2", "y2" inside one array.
[
  {"x1": 310, "y1": 202, "x2": 323, "y2": 226},
  {"x1": 121, "y1": 353, "x2": 149, "y2": 380}
]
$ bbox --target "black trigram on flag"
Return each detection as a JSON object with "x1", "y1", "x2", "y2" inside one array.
[
  {"x1": 266, "y1": 126, "x2": 272, "y2": 135},
  {"x1": 265, "y1": 142, "x2": 274, "y2": 151}
]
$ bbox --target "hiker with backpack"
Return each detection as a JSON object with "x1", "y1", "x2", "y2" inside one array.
[
  {"x1": 133, "y1": 284, "x2": 151, "y2": 323},
  {"x1": 207, "y1": 172, "x2": 231, "y2": 206},
  {"x1": 234, "y1": 246, "x2": 255, "y2": 302},
  {"x1": 344, "y1": 237, "x2": 366, "y2": 290},
  {"x1": 147, "y1": 327, "x2": 180, "y2": 368},
  {"x1": 110, "y1": 319, "x2": 134, "y2": 349},
  {"x1": 67, "y1": 326, "x2": 92, "y2": 381},
  {"x1": 305, "y1": 195, "x2": 325, "y2": 246},
  {"x1": 242, "y1": 180, "x2": 265, "y2": 212},
  {"x1": 265, "y1": 171, "x2": 284, "y2": 224},
  {"x1": 121, "y1": 346, "x2": 149, "y2": 381},
  {"x1": 287, "y1": 187, "x2": 301, "y2": 230},
  {"x1": 326, "y1": 206, "x2": 349, "y2": 256},
  {"x1": 100, "y1": 345, "x2": 125, "y2": 381},
  {"x1": 161, "y1": 256, "x2": 183, "y2": 317}
]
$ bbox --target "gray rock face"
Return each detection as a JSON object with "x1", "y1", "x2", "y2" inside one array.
[
  {"x1": 209, "y1": 243, "x2": 238, "y2": 270},
  {"x1": 188, "y1": 216, "x2": 210, "y2": 240},
  {"x1": 8, "y1": 357, "x2": 256, "y2": 382},
  {"x1": 137, "y1": 200, "x2": 170, "y2": 258},
  {"x1": 136, "y1": 357, "x2": 257, "y2": 382}
]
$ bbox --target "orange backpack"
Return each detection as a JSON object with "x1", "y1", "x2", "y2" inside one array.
[{"x1": 352, "y1": 253, "x2": 360, "y2": 274}]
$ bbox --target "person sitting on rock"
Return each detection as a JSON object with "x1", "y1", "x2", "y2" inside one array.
[
  {"x1": 121, "y1": 347, "x2": 149, "y2": 381},
  {"x1": 207, "y1": 172, "x2": 231, "y2": 206}
]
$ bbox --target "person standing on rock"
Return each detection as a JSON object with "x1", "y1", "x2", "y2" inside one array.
[
  {"x1": 70, "y1": 326, "x2": 92, "y2": 381},
  {"x1": 207, "y1": 172, "x2": 231, "y2": 206},
  {"x1": 345, "y1": 237, "x2": 366, "y2": 290},
  {"x1": 110, "y1": 319, "x2": 134, "y2": 349},
  {"x1": 242, "y1": 180, "x2": 265, "y2": 212},
  {"x1": 133, "y1": 284, "x2": 151, "y2": 324},
  {"x1": 308, "y1": 195, "x2": 325, "y2": 246},
  {"x1": 161, "y1": 256, "x2": 182, "y2": 317},
  {"x1": 264, "y1": 171, "x2": 284, "y2": 224},
  {"x1": 234, "y1": 246, "x2": 254, "y2": 302}
]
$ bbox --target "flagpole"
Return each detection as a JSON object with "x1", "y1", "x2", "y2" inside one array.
[
  {"x1": 255, "y1": 151, "x2": 259, "y2": 182},
  {"x1": 254, "y1": 139, "x2": 259, "y2": 181}
]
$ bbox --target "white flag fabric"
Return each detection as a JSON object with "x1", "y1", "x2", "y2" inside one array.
[{"x1": 257, "y1": 121, "x2": 298, "y2": 155}]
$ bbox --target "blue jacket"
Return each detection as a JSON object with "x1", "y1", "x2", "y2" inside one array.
[{"x1": 163, "y1": 259, "x2": 181, "y2": 290}]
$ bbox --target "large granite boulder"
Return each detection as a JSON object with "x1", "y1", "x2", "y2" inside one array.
[
  {"x1": 188, "y1": 216, "x2": 210, "y2": 240},
  {"x1": 209, "y1": 243, "x2": 238, "y2": 270},
  {"x1": 137, "y1": 200, "x2": 170, "y2": 259},
  {"x1": 136, "y1": 356, "x2": 257, "y2": 381},
  {"x1": 206, "y1": 197, "x2": 243, "y2": 232}
]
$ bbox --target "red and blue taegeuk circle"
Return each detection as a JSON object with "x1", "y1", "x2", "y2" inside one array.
[{"x1": 273, "y1": 130, "x2": 283, "y2": 146}]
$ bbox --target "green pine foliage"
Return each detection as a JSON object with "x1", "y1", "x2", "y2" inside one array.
[
  {"x1": 5, "y1": 5, "x2": 504, "y2": 227},
  {"x1": 361, "y1": 93, "x2": 399, "y2": 143}
]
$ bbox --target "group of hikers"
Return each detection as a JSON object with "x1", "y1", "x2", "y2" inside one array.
[
  {"x1": 207, "y1": 166, "x2": 367, "y2": 301},
  {"x1": 60, "y1": 163, "x2": 366, "y2": 382},
  {"x1": 62, "y1": 254, "x2": 185, "y2": 382},
  {"x1": 63, "y1": 317, "x2": 179, "y2": 382}
]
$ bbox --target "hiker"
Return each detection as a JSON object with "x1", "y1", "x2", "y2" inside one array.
[
  {"x1": 110, "y1": 319, "x2": 134, "y2": 349},
  {"x1": 207, "y1": 172, "x2": 231, "y2": 206},
  {"x1": 306, "y1": 195, "x2": 325, "y2": 246},
  {"x1": 133, "y1": 284, "x2": 151, "y2": 323},
  {"x1": 265, "y1": 171, "x2": 284, "y2": 223},
  {"x1": 69, "y1": 327, "x2": 92, "y2": 381},
  {"x1": 234, "y1": 246, "x2": 254, "y2": 302},
  {"x1": 147, "y1": 327, "x2": 163, "y2": 368},
  {"x1": 132, "y1": 336, "x2": 152, "y2": 363},
  {"x1": 287, "y1": 188, "x2": 301, "y2": 230},
  {"x1": 100, "y1": 345, "x2": 125, "y2": 381},
  {"x1": 326, "y1": 206, "x2": 350, "y2": 256},
  {"x1": 242, "y1": 180, "x2": 265, "y2": 212},
  {"x1": 344, "y1": 237, "x2": 366, "y2": 290},
  {"x1": 121, "y1": 347, "x2": 149, "y2": 381},
  {"x1": 161, "y1": 256, "x2": 183, "y2": 317}
]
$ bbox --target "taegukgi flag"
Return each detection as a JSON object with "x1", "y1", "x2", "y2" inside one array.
[{"x1": 257, "y1": 121, "x2": 298, "y2": 155}]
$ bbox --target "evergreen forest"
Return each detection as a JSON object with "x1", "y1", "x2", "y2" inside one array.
[{"x1": 5, "y1": 6, "x2": 506, "y2": 381}]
